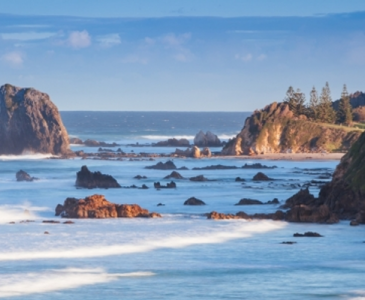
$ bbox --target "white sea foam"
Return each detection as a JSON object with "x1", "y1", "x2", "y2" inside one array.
[
  {"x1": 0, "y1": 153, "x2": 56, "y2": 160},
  {"x1": 0, "y1": 268, "x2": 155, "y2": 298},
  {"x1": 348, "y1": 290, "x2": 365, "y2": 300},
  {"x1": 140, "y1": 134, "x2": 235, "y2": 141},
  {"x1": 0, "y1": 220, "x2": 285, "y2": 261},
  {"x1": 0, "y1": 205, "x2": 39, "y2": 224}
]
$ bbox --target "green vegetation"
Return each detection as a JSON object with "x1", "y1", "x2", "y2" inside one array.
[{"x1": 337, "y1": 84, "x2": 352, "y2": 125}]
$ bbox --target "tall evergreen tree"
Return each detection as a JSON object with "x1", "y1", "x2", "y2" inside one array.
[
  {"x1": 284, "y1": 86, "x2": 306, "y2": 116},
  {"x1": 337, "y1": 84, "x2": 352, "y2": 125},
  {"x1": 309, "y1": 86, "x2": 319, "y2": 120},
  {"x1": 318, "y1": 82, "x2": 336, "y2": 123}
]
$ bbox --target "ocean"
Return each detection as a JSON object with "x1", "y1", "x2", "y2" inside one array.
[{"x1": 0, "y1": 112, "x2": 364, "y2": 299}]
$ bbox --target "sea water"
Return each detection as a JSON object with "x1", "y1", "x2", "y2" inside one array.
[{"x1": 0, "y1": 112, "x2": 364, "y2": 299}]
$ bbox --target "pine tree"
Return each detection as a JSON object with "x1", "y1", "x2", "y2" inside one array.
[
  {"x1": 284, "y1": 86, "x2": 306, "y2": 116},
  {"x1": 318, "y1": 82, "x2": 336, "y2": 123},
  {"x1": 337, "y1": 84, "x2": 352, "y2": 125},
  {"x1": 309, "y1": 86, "x2": 319, "y2": 120}
]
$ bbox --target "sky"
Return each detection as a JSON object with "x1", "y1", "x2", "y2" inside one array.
[{"x1": 1, "y1": 1, "x2": 365, "y2": 111}]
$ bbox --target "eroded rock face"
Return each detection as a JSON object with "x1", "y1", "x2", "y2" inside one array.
[
  {"x1": 55, "y1": 194, "x2": 161, "y2": 218},
  {"x1": 75, "y1": 165, "x2": 121, "y2": 189},
  {"x1": 0, "y1": 84, "x2": 70, "y2": 155},
  {"x1": 221, "y1": 102, "x2": 361, "y2": 155}
]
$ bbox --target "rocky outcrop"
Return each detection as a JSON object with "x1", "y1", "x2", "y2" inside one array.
[
  {"x1": 252, "y1": 172, "x2": 273, "y2": 181},
  {"x1": 235, "y1": 198, "x2": 263, "y2": 205},
  {"x1": 174, "y1": 146, "x2": 212, "y2": 158},
  {"x1": 164, "y1": 171, "x2": 184, "y2": 179},
  {"x1": 145, "y1": 161, "x2": 177, "y2": 170},
  {"x1": 221, "y1": 102, "x2": 362, "y2": 155},
  {"x1": 16, "y1": 170, "x2": 37, "y2": 182},
  {"x1": 55, "y1": 194, "x2": 161, "y2": 218},
  {"x1": 84, "y1": 139, "x2": 120, "y2": 147},
  {"x1": 184, "y1": 197, "x2": 206, "y2": 205},
  {"x1": 75, "y1": 166, "x2": 121, "y2": 189},
  {"x1": 192, "y1": 164, "x2": 238, "y2": 170},
  {"x1": 194, "y1": 131, "x2": 221, "y2": 147},
  {"x1": 242, "y1": 163, "x2": 277, "y2": 169},
  {"x1": 0, "y1": 84, "x2": 71, "y2": 155},
  {"x1": 189, "y1": 175, "x2": 209, "y2": 182},
  {"x1": 155, "y1": 138, "x2": 189, "y2": 147},
  {"x1": 207, "y1": 210, "x2": 284, "y2": 220}
]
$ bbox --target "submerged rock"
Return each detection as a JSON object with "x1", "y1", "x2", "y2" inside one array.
[
  {"x1": 75, "y1": 165, "x2": 121, "y2": 189},
  {"x1": 0, "y1": 84, "x2": 71, "y2": 155},
  {"x1": 16, "y1": 170, "x2": 37, "y2": 182},
  {"x1": 184, "y1": 197, "x2": 206, "y2": 205},
  {"x1": 154, "y1": 181, "x2": 176, "y2": 189},
  {"x1": 293, "y1": 232, "x2": 323, "y2": 237},
  {"x1": 235, "y1": 198, "x2": 263, "y2": 205},
  {"x1": 55, "y1": 194, "x2": 161, "y2": 218}
]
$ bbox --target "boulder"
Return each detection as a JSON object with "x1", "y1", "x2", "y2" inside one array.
[
  {"x1": 201, "y1": 147, "x2": 212, "y2": 157},
  {"x1": 184, "y1": 197, "x2": 206, "y2": 205},
  {"x1": 164, "y1": 171, "x2": 184, "y2": 179},
  {"x1": 235, "y1": 198, "x2": 263, "y2": 205},
  {"x1": 134, "y1": 175, "x2": 147, "y2": 179},
  {"x1": 69, "y1": 137, "x2": 83, "y2": 145},
  {"x1": 145, "y1": 160, "x2": 177, "y2": 170},
  {"x1": 16, "y1": 170, "x2": 37, "y2": 182},
  {"x1": 192, "y1": 146, "x2": 201, "y2": 158},
  {"x1": 0, "y1": 84, "x2": 70, "y2": 155},
  {"x1": 235, "y1": 177, "x2": 246, "y2": 182},
  {"x1": 75, "y1": 165, "x2": 121, "y2": 189},
  {"x1": 252, "y1": 172, "x2": 272, "y2": 181},
  {"x1": 55, "y1": 194, "x2": 161, "y2": 218}
]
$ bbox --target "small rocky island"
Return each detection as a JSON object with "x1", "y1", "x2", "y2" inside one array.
[
  {"x1": 0, "y1": 84, "x2": 71, "y2": 155},
  {"x1": 55, "y1": 194, "x2": 161, "y2": 218}
]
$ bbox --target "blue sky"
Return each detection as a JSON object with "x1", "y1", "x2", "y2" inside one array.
[{"x1": 1, "y1": 1, "x2": 365, "y2": 111}]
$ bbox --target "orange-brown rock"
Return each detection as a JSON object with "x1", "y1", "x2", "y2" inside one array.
[
  {"x1": 207, "y1": 211, "x2": 251, "y2": 220},
  {"x1": 55, "y1": 194, "x2": 161, "y2": 219}
]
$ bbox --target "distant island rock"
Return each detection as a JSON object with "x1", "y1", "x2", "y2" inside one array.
[
  {"x1": 55, "y1": 194, "x2": 161, "y2": 218},
  {"x1": 16, "y1": 170, "x2": 37, "y2": 182},
  {"x1": 221, "y1": 102, "x2": 362, "y2": 155},
  {"x1": 76, "y1": 165, "x2": 121, "y2": 189},
  {"x1": 0, "y1": 84, "x2": 71, "y2": 155},
  {"x1": 194, "y1": 130, "x2": 222, "y2": 147}
]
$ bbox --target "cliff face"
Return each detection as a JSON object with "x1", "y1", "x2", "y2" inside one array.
[
  {"x1": 221, "y1": 102, "x2": 362, "y2": 155},
  {"x1": 0, "y1": 84, "x2": 70, "y2": 155},
  {"x1": 318, "y1": 132, "x2": 365, "y2": 221}
]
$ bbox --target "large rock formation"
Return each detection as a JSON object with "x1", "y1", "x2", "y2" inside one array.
[
  {"x1": 194, "y1": 130, "x2": 221, "y2": 147},
  {"x1": 221, "y1": 102, "x2": 361, "y2": 155},
  {"x1": 0, "y1": 84, "x2": 70, "y2": 155},
  {"x1": 55, "y1": 194, "x2": 161, "y2": 218},
  {"x1": 76, "y1": 166, "x2": 121, "y2": 189}
]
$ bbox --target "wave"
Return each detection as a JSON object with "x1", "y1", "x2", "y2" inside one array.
[
  {"x1": 0, "y1": 268, "x2": 155, "y2": 298},
  {"x1": 0, "y1": 153, "x2": 56, "y2": 161},
  {"x1": 347, "y1": 290, "x2": 365, "y2": 300},
  {"x1": 140, "y1": 134, "x2": 236, "y2": 141},
  {"x1": 0, "y1": 220, "x2": 285, "y2": 261},
  {"x1": 0, "y1": 205, "x2": 40, "y2": 224}
]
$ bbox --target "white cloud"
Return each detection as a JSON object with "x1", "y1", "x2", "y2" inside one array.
[
  {"x1": 257, "y1": 54, "x2": 267, "y2": 61},
  {"x1": 1, "y1": 51, "x2": 24, "y2": 66},
  {"x1": 1, "y1": 31, "x2": 57, "y2": 41},
  {"x1": 162, "y1": 33, "x2": 191, "y2": 47},
  {"x1": 96, "y1": 33, "x2": 121, "y2": 48},
  {"x1": 67, "y1": 30, "x2": 91, "y2": 49},
  {"x1": 235, "y1": 53, "x2": 253, "y2": 62}
]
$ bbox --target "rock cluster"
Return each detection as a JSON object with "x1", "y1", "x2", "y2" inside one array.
[
  {"x1": 0, "y1": 84, "x2": 71, "y2": 155},
  {"x1": 146, "y1": 160, "x2": 177, "y2": 170},
  {"x1": 55, "y1": 194, "x2": 161, "y2": 218},
  {"x1": 75, "y1": 166, "x2": 121, "y2": 189}
]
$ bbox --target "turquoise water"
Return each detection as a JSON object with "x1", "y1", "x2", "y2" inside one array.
[{"x1": 0, "y1": 112, "x2": 363, "y2": 299}]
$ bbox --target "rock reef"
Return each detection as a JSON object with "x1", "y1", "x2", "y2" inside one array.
[{"x1": 75, "y1": 165, "x2": 121, "y2": 189}]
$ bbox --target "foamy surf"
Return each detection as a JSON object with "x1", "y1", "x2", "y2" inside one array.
[
  {"x1": 0, "y1": 205, "x2": 40, "y2": 224},
  {"x1": 0, "y1": 153, "x2": 56, "y2": 160},
  {"x1": 0, "y1": 220, "x2": 286, "y2": 261},
  {"x1": 0, "y1": 268, "x2": 155, "y2": 298}
]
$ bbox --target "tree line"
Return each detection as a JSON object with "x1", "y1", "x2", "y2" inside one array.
[{"x1": 284, "y1": 82, "x2": 353, "y2": 125}]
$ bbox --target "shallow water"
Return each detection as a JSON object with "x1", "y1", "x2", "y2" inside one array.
[{"x1": 0, "y1": 112, "x2": 363, "y2": 299}]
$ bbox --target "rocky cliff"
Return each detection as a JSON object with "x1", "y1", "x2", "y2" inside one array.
[
  {"x1": 221, "y1": 102, "x2": 362, "y2": 155},
  {"x1": 0, "y1": 84, "x2": 70, "y2": 155}
]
